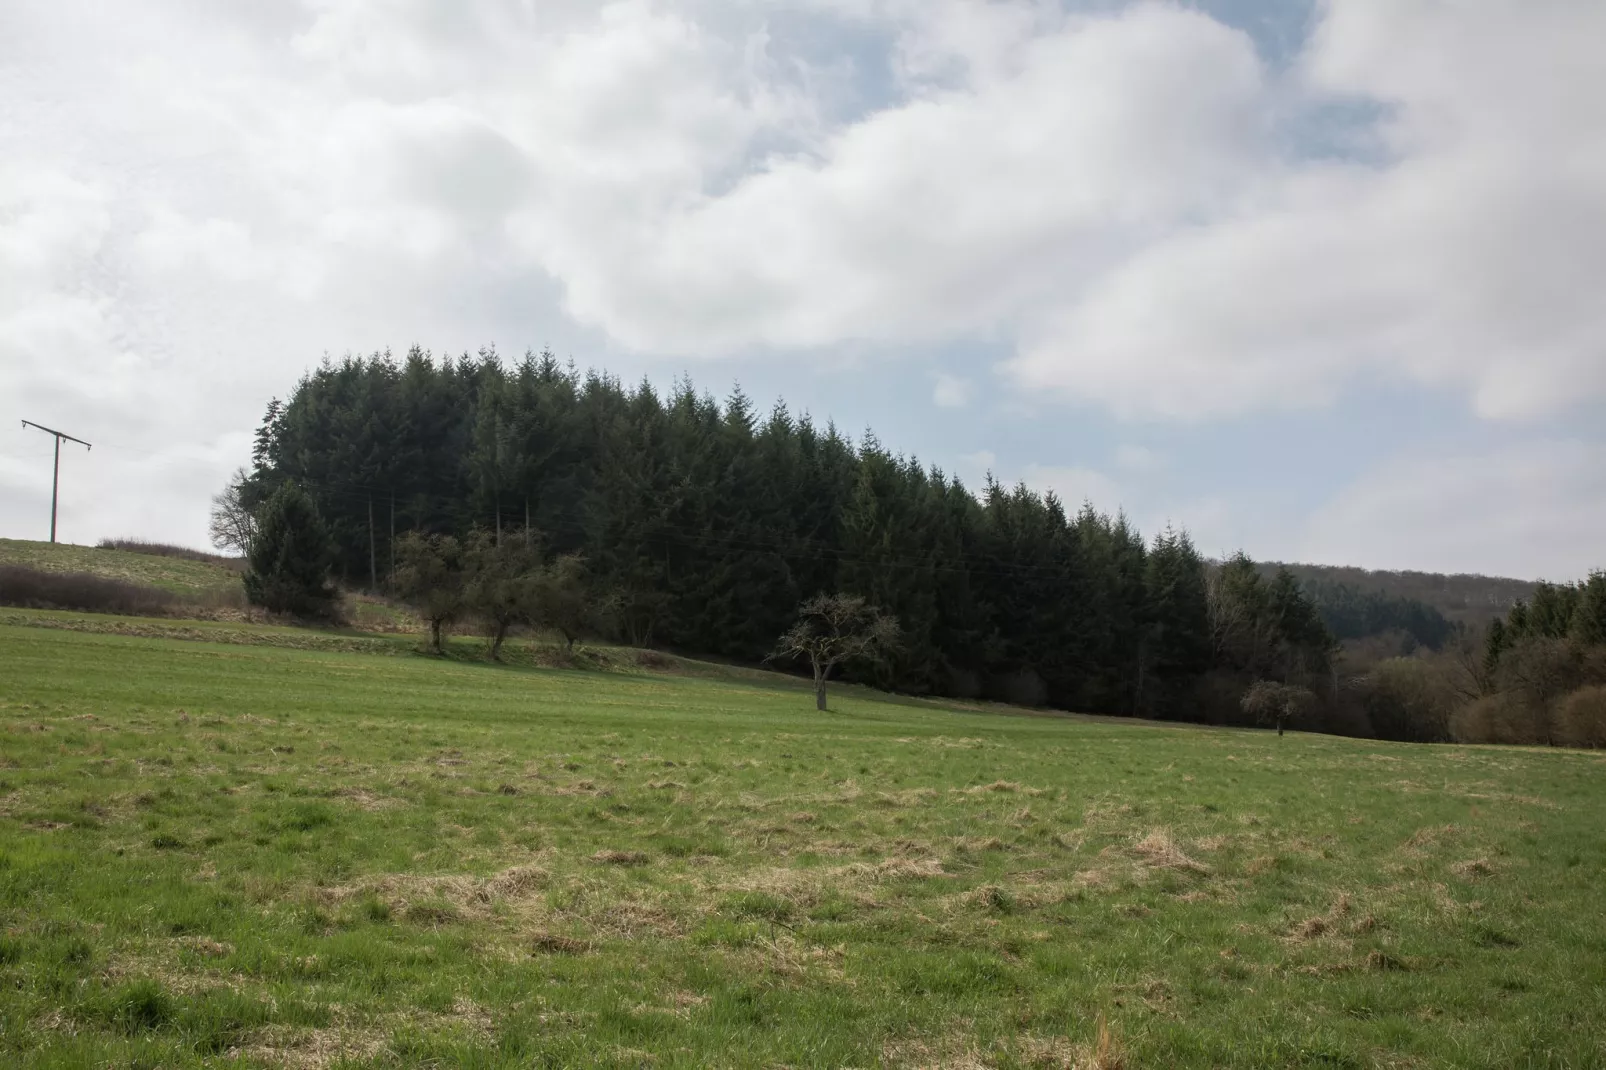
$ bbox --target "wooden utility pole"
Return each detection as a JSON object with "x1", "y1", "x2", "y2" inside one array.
[{"x1": 20, "y1": 420, "x2": 91, "y2": 543}]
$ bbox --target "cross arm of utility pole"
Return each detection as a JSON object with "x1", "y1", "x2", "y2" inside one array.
[{"x1": 20, "y1": 420, "x2": 92, "y2": 450}]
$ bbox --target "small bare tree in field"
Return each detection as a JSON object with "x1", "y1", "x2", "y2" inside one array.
[
  {"x1": 395, "y1": 532, "x2": 465, "y2": 654},
  {"x1": 1241, "y1": 680, "x2": 1316, "y2": 737},
  {"x1": 771, "y1": 594, "x2": 899, "y2": 711},
  {"x1": 209, "y1": 468, "x2": 257, "y2": 557}
]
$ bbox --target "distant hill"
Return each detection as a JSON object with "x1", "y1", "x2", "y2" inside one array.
[{"x1": 1260, "y1": 562, "x2": 1536, "y2": 629}]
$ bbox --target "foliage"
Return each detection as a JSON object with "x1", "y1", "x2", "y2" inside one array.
[
  {"x1": 1240, "y1": 680, "x2": 1316, "y2": 736},
  {"x1": 1300, "y1": 578, "x2": 1455, "y2": 651},
  {"x1": 393, "y1": 532, "x2": 465, "y2": 653},
  {"x1": 1207, "y1": 555, "x2": 1336, "y2": 684},
  {"x1": 241, "y1": 484, "x2": 337, "y2": 618},
  {"x1": 461, "y1": 529, "x2": 543, "y2": 659},
  {"x1": 772, "y1": 593, "x2": 900, "y2": 710},
  {"x1": 1554, "y1": 685, "x2": 1606, "y2": 749},
  {"x1": 246, "y1": 350, "x2": 1336, "y2": 725},
  {"x1": 532, "y1": 553, "x2": 593, "y2": 650},
  {"x1": 5, "y1": 619, "x2": 1606, "y2": 1067},
  {"x1": 1359, "y1": 658, "x2": 1458, "y2": 743},
  {"x1": 1261, "y1": 561, "x2": 1535, "y2": 628}
]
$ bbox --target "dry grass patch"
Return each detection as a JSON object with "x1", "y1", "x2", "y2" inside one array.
[
  {"x1": 1402, "y1": 824, "x2": 1460, "y2": 852},
  {"x1": 234, "y1": 1025, "x2": 388, "y2": 1069},
  {"x1": 1132, "y1": 829, "x2": 1211, "y2": 874},
  {"x1": 591, "y1": 849, "x2": 650, "y2": 866},
  {"x1": 1450, "y1": 858, "x2": 1497, "y2": 879},
  {"x1": 530, "y1": 931, "x2": 591, "y2": 955},
  {"x1": 314, "y1": 862, "x2": 550, "y2": 918}
]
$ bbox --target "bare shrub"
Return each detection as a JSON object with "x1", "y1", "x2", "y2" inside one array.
[
  {"x1": 1362, "y1": 658, "x2": 1457, "y2": 742},
  {"x1": 1495, "y1": 639, "x2": 1586, "y2": 718},
  {"x1": 1554, "y1": 686, "x2": 1606, "y2": 749},
  {"x1": 1451, "y1": 692, "x2": 1545, "y2": 746},
  {"x1": 97, "y1": 538, "x2": 241, "y2": 568},
  {"x1": 0, "y1": 565, "x2": 180, "y2": 617}
]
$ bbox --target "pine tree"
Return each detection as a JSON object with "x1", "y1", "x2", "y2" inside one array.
[{"x1": 243, "y1": 483, "x2": 337, "y2": 617}]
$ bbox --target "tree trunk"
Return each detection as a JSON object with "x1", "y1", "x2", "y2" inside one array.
[
  {"x1": 368, "y1": 495, "x2": 377, "y2": 591},
  {"x1": 431, "y1": 619, "x2": 443, "y2": 654},
  {"x1": 814, "y1": 660, "x2": 828, "y2": 711},
  {"x1": 491, "y1": 622, "x2": 506, "y2": 661},
  {"x1": 1277, "y1": 717, "x2": 1285, "y2": 737}
]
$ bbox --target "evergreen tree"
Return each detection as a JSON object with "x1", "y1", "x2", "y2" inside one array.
[
  {"x1": 247, "y1": 348, "x2": 1369, "y2": 728},
  {"x1": 243, "y1": 483, "x2": 337, "y2": 617}
]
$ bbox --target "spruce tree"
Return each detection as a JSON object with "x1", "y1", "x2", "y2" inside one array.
[{"x1": 243, "y1": 483, "x2": 337, "y2": 617}]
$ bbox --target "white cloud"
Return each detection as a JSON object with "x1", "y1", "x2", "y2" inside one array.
[
  {"x1": 932, "y1": 372, "x2": 970, "y2": 408},
  {"x1": 1114, "y1": 444, "x2": 1163, "y2": 472},
  {"x1": 1022, "y1": 464, "x2": 1125, "y2": 513},
  {"x1": 1301, "y1": 440, "x2": 1606, "y2": 581},
  {"x1": 1007, "y1": 0, "x2": 1606, "y2": 420},
  {"x1": 3, "y1": 0, "x2": 1604, "y2": 569}
]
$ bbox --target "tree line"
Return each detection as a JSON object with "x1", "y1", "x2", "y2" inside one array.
[{"x1": 234, "y1": 347, "x2": 1338, "y2": 726}]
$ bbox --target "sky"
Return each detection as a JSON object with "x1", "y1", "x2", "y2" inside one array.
[{"x1": 2, "y1": 0, "x2": 1603, "y2": 581}]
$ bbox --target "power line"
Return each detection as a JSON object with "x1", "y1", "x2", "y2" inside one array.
[{"x1": 20, "y1": 420, "x2": 92, "y2": 544}]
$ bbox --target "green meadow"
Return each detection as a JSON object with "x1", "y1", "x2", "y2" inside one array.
[{"x1": 1, "y1": 617, "x2": 1603, "y2": 1068}]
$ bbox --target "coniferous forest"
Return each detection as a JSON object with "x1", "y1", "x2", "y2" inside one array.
[{"x1": 243, "y1": 347, "x2": 1340, "y2": 726}]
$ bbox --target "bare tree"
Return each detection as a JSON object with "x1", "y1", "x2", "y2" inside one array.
[
  {"x1": 1241, "y1": 680, "x2": 1316, "y2": 737},
  {"x1": 770, "y1": 594, "x2": 899, "y2": 711},
  {"x1": 209, "y1": 468, "x2": 257, "y2": 557}
]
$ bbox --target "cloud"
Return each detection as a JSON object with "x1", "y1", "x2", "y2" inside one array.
[
  {"x1": 1010, "y1": 0, "x2": 1606, "y2": 420},
  {"x1": 1114, "y1": 444, "x2": 1163, "y2": 472},
  {"x1": 932, "y1": 372, "x2": 970, "y2": 408},
  {"x1": 1301, "y1": 440, "x2": 1606, "y2": 581},
  {"x1": 3, "y1": 0, "x2": 1603, "y2": 569},
  {"x1": 1022, "y1": 464, "x2": 1126, "y2": 513},
  {"x1": 537, "y1": 3, "x2": 1268, "y2": 354}
]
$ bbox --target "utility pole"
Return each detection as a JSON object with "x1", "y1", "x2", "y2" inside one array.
[{"x1": 21, "y1": 420, "x2": 91, "y2": 544}]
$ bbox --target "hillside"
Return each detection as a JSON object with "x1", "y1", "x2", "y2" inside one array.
[
  {"x1": 1262, "y1": 561, "x2": 1536, "y2": 628},
  {"x1": 2, "y1": 617, "x2": 1603, "y2": 1067},
  {"x1": 0, "y1": 538, "x2": 243, "y2": 599}
]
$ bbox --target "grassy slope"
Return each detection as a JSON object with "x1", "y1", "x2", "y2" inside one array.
[
  {"x1": 1, "y1": 623, "x2": 1604, "y2": 1069},
  {"x1": 0, "y1": 539, "x2": 242, "y2": 598}
]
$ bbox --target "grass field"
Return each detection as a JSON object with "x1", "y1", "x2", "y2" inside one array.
[
  {"x1": 2, "y1": 617, "x2": 1604, "y2": 1068},
  {"x1": 0, "y1": 540, "x2": 243, "y2": 599}
]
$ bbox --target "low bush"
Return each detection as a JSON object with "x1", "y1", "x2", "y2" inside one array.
[
  {"x1": 0, "y1": 565, "x2": 180, "y2": 616},
  {"x1": 1554, "y1": 686, "x2": 1606, "y2": 749}
]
